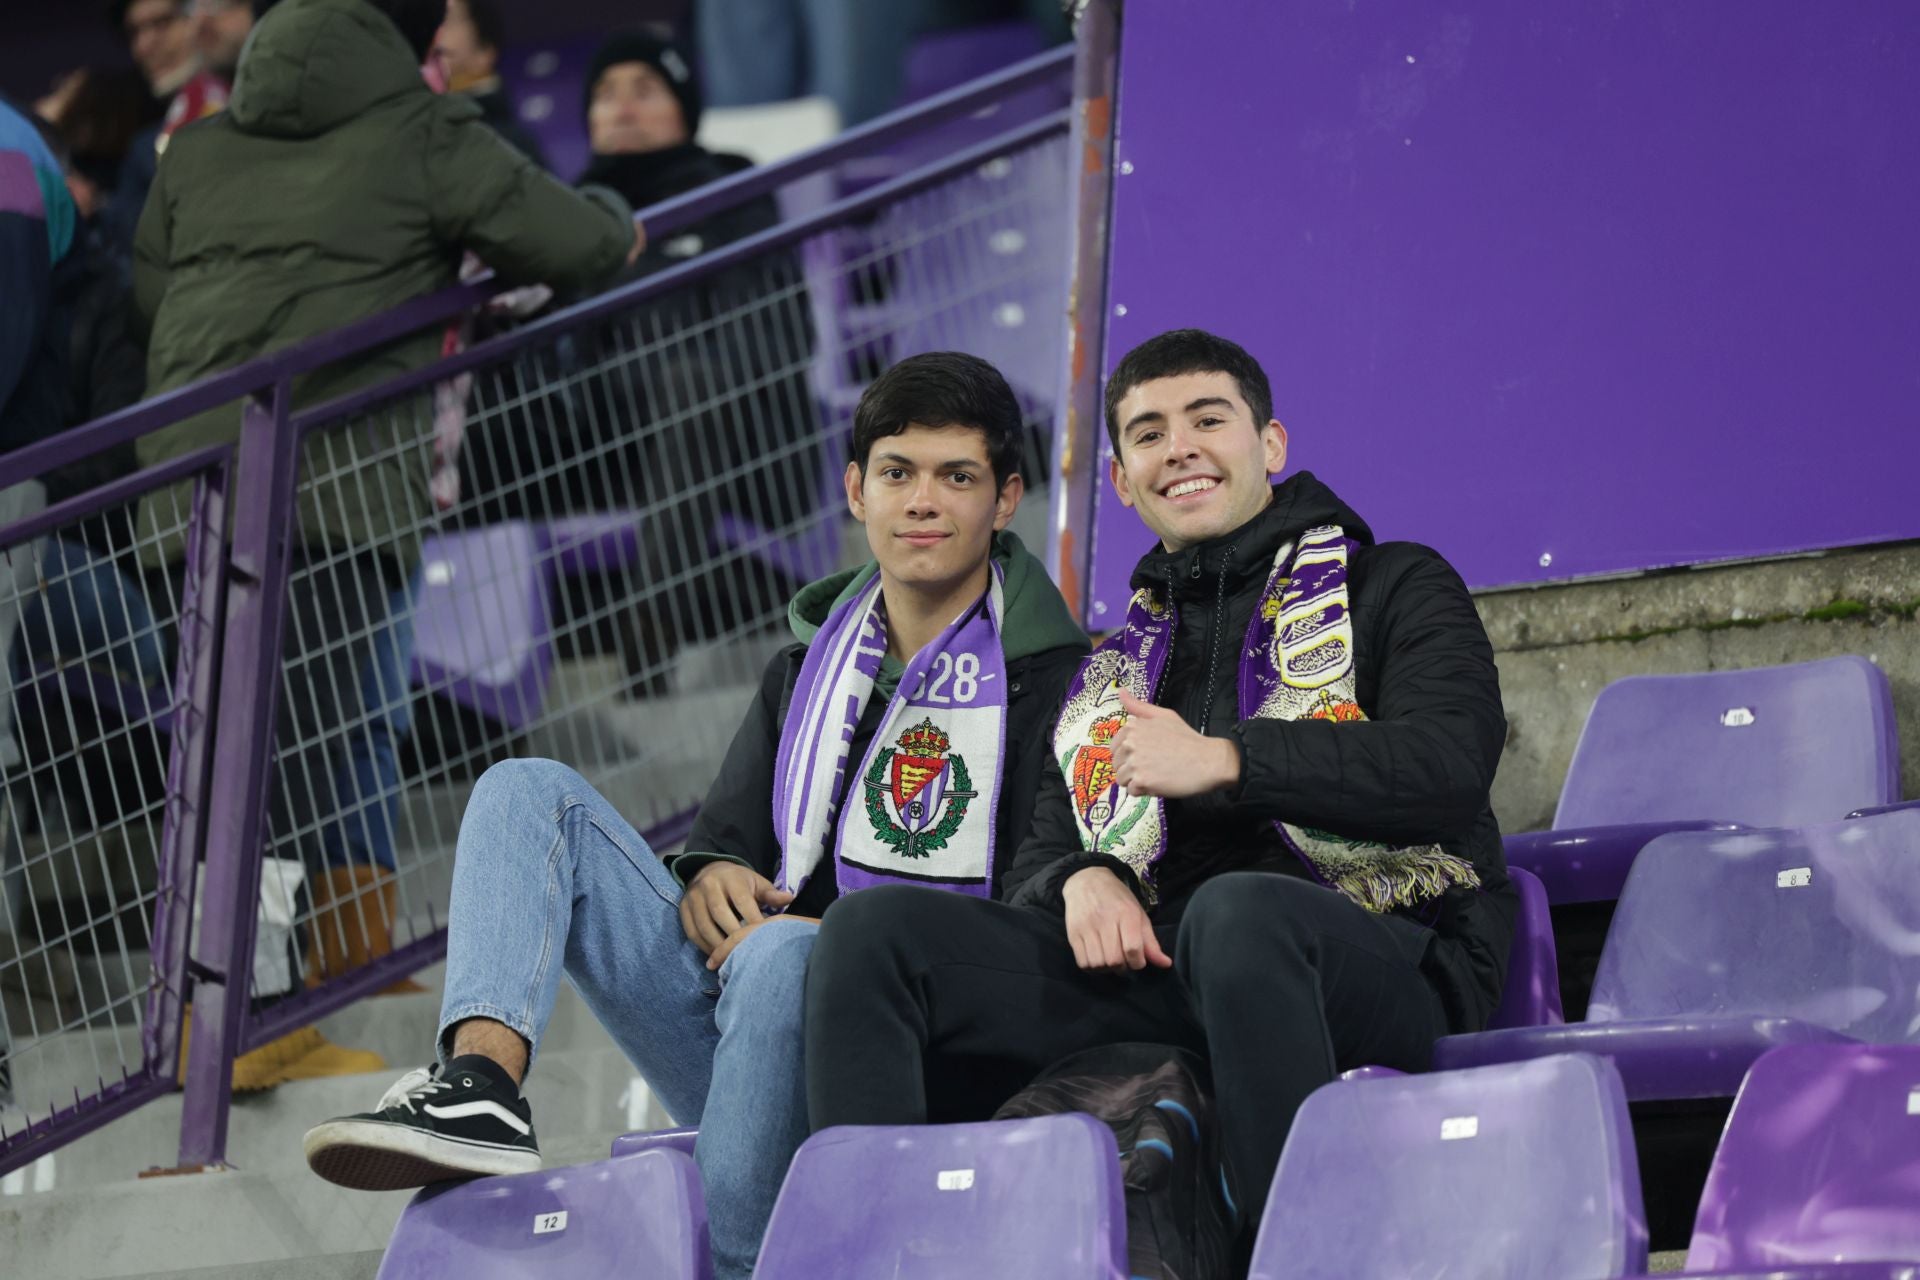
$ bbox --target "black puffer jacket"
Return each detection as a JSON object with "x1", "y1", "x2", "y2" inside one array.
[{"x1": 1005, "y1": 471, "x2": 1517, "y2": 1032}]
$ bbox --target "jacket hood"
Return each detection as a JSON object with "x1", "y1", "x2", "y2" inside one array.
[
  {"x1": 789, "y1": 530, "x2": 1089, "y2": 663},
  {"x1": 228, "y1": 0, "x2": 429, "y2": 139},
  {"x1": 1129, "y1": 470, "x2": 1376, "y2": 596}
]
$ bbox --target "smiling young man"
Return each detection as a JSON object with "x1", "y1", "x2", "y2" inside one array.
[
  {"x1": 301, "y1": 352, "x2": 1087, "y2": 1280},
  {"x1": 803, "y1": 328, "x2": 1518, "y2": 1255}
]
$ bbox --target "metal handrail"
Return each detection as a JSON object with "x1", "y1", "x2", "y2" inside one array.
[{"x1": 0, "y1": 45, "x2": 1073, "y2": 493}]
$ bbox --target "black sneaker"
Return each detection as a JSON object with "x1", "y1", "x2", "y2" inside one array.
[{"x1": 303, "y1": 1062, "x2": 540, "y2": 1190}]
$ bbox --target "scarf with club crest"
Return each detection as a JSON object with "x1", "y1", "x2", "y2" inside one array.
[
  {"x1": 772, "y1": 566, "x2": 1007, "y2": 898},
  {"x1": 1054, "y1": 525, "x2": 1480, "y2": 911}
]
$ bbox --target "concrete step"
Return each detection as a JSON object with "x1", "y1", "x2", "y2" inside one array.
[
  {"x1": 120, "y1": 1251, "x2": 383, "y2": 1280},
  {"x1": 3, "y1": 1040, "x2": 664, "y2": 1196},
  {"x1": 5, "y1": 969, "x2": 665, "y2": 1194},
  {"x1": 2, "y1": 1127, "x2": 644, "y2": 1280}
]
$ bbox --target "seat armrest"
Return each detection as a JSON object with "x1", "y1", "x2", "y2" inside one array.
[
  {"x1": 1846, "y1": 799, "x2": 1920, "y2": 820},
  {"x1": 611, "y1": 1126, "x2": 699, "y2": 1160}
]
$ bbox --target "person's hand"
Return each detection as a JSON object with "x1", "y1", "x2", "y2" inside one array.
[
  {"x1": 704, "y1": 913, "x2": 820, "y2": 971},
  {"x1": 1112, "y1": 690, "x2": 1241, "y2": 799},
  {"x1": 1062, "y1": 865, "x2": 1172, "y2": 973},
  {"x1": 679, "y1": 862, "x2": 794, "y2": 955},
  {"x1": 627, "y1": 221, "x2": 647, "y2": 265}
]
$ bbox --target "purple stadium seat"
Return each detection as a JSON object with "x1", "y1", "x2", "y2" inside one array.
[
  {"x1": 1433, "y1": 809, "x2": 1920, "y2": 1100},
  {"x1": 1488, "y1": 866, "x2": 1563, "y2": 1030},
  {"x1": 754, "y1": 1114, "x2": 1127, "y2": 1280},
  {"x1": 1506, "y1": 656, "x2": 1897, "y2": 905},
  {"x1": 1680, "y1": 1044, "x2": 1920, "y2": 1275},
  {"x1": 611, "y1": 1125, "x2": 698, "y2": 1160},
  {"x1": 1251, "y1": 1054, "x2": 1646, "y2": 1279},
  {"x1": 410, "y1": 524, "x2": 553, "y2": 730},
  {"x1": 537, "y1": 512, "x2": 643, "y2": 578},
  {"x1": 375, "y1": 1148, "x2": 710, "y2": 1280}
]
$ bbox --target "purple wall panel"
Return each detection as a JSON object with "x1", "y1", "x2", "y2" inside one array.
[{"x1": 1087, "y1": 1, "x2": 1920, "y2": 616}]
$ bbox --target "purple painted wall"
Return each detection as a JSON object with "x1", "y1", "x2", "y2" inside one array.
[{"x1": 1086, "y1": 1, "x2": 1920, "y2": 618}]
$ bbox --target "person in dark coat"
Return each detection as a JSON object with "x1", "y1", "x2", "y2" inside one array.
[
  {"x1": 304, "y1": 354, "x2": 1089, "y2": 1280},
  {"x1": 431, "y1": 0, "x2": 548, "y2": 166},
  {"x1": 804, "y1": 328, "x2": 1520, "y2": 1260}
]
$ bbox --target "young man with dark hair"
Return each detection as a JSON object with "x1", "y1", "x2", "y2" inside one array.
[
  {"x1": 804, "y1": 328, "x2": 1518, "y2": 1257},
  {"x1": 305, "y1": 352, "x2": 1088, "y2": 1280}
]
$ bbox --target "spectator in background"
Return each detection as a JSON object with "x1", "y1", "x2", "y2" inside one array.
[
  {"x1": 132, "y1": 0, "x2": 639, "y2": 1085},
  {"x1": 34, "y1": 67, "x2": 162, "y2": 231},
  {"x1": 458, "y1": 30, "x2": 818, "y2": 698},
  {"x1": 116, "y1": 0, "x2": 200, "y2": 100},
  {"x1": 156, "y1": 0, "x2": 258, "y2": 138},
  {"x1": 1, "y1": 95, "x2": 80, "y2": 1108},
  {"x1": 104, "y1": 0, "x2": 199, "y2": 260},
  {"x1": 432, "y1": 0, "x2": 548, "y2": 166}
]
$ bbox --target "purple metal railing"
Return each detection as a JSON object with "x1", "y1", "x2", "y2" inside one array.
[{"x1": 0, "y1": 47, "x2": 1075, "y2": 1178}]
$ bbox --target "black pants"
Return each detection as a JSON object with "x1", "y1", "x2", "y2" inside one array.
[{"x1": 805, "y1": 871, "x2": 1456, "y2": 1226}]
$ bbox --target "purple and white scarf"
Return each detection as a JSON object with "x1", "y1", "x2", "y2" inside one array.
[
  {"x1": 1053, "y1": 526, "x2": 1480, "y2": 912},
  {"x1": 772, "y1": 567, "x2": 1007, "y2": 898}
]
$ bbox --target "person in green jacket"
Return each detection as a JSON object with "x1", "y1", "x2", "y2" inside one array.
[{"x1": 130, "y1": 0, "x2": 640, "y2": 1086}]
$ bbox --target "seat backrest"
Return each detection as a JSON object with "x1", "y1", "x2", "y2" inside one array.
[
  {"x1": 1553, "y1": 656, "x2": 1896, "y2": 830},
  {"x1": 754, "y1": 1114, "x2": 1126, "y2": 1280},
  {"x1": 410, "y1": 523, "x2": 553, "y2": 729},
  {"x1": 1251, "y1": 1054, "x2": 1646, "y2": 1280},
  {"x1": 1590, "y1": 810, "x2": 1920, "y2": 1039},
  {"x1": 1687, "y1": 1043, "x2": 1920, "y2": 1271},
  {"x1": 1488, "y1": 866, "x2": 1565, "y2": 1030},
  {"x1": 375, "y1": 1149, "x2": 708, "y2": 1280}
]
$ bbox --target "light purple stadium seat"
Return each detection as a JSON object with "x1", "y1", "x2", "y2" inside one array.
[
  {"x1": 1679, "y1": 1044, "x2": 1920, "y2": 1275},
  {"x1": 1506, "y1": 656, "x2": 1898, "y2": 904},
  {"x1": 1252, "y1": 1054, "x2": 1647, "y2": 1280},
  {"x1": 611, "y1": 1125, "x2": 698, "y2": 1161},
  {"x1": 409, "y1": 524, "x2": 553, "y2": 730},
  {"x1": 375, "y1": 1148, "x2": 710, "y2": 1280},
  {"x1": 754, "y1": 1114, "x2": 1126, "y2": 1280},
  {"x1": 1433, "y1": 809, "x2": 1920, "y2": 1100},
  {"x1": 536, "y1": 512, "x2": 643, "y2": 578},
  {"x1": 498, "y1": 37, "x2": 598, "y2": 180}
]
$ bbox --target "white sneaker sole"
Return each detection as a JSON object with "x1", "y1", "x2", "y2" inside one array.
[{"x1": 303, "y1": 1117, "x2": 541, "y2": 1191}]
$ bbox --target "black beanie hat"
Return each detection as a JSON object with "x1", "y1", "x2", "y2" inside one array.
[{"x1": 583, "y1": 30, "x2": 702, "y2": 137}]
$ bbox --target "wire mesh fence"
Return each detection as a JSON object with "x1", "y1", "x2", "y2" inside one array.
[
  {"x1": 251, "y1": 128, "x2": 1073, "y2": 1021},
  {"x1": 0, "y1": 104, "x2": 1073, "y2": 1174},
  {"x1": 1, "y1": 461, "x2": 222, "y2": 1149}
]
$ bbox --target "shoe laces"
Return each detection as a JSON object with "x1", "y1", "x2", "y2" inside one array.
[{"x1": 377, "y1": 1065, "x2": 453, "y2": 1115}]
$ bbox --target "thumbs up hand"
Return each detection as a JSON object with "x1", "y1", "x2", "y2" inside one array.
[{"x1": 1110, "y1": 689, "x2": 1242, "y2": 799}]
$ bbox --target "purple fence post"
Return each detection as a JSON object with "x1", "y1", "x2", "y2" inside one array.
[
  {"x1": 1048, "y1": 0, "x2": 1122, "y2": 622},
  {"x1": 176, "y1": 387, "x2": 303, "y2": 1169},
  {"x1": 142, "y1": 465, "x2": 231, "y2": 1101}
]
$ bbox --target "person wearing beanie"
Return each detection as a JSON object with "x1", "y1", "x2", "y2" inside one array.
[{"x1": 457, "y1": 29, "x2": 820, "y2": 702}]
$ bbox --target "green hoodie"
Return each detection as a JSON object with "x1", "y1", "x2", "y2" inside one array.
[
  {"x1": 786, "y1": 530, "x2": 1090, "y2": 699},
  {"x1": 132, "y1": 0, "x2": 635, "y2": 566}
]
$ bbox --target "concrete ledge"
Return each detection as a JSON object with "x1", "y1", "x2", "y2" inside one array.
[{"x1": 1480, "y1": 543, "x2": 1920, "y2": 829}]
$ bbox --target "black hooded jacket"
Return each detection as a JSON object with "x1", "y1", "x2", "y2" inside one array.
[{"x1": 1005, "y1": 471, "x2": 1517, "y2": 1032}]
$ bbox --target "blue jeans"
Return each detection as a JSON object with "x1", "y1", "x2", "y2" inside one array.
[
  {"x1": 697, "y1": 0, "x2": 926, "y2": 125},
  {"x1": 322, "y1": 576, "x2": 418, "y2": 871},
  {"x1": 439, "y1": 759, "x2": 815, "y2": 1280},
  {"x1": 9, "y1": 537, "x2": 166, "y2": 690}
]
